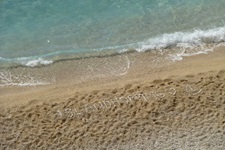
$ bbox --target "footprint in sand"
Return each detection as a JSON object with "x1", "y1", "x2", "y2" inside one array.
[{"x1": 185, "y1": 84, "x2": 202, "y2": 96}]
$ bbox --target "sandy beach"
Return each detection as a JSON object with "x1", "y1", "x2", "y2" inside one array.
[{"x1": 0, "y1": 47, "x2": 225, "y2": 149}]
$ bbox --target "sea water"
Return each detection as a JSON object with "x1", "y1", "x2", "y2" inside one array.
[{"x1": 0, "y1": 0, "x2": 225, "y2": 68}]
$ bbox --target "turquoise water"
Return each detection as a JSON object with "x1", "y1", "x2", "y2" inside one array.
[{"x1": 1, "y1": 0, "x2": 225, "y2": 67}]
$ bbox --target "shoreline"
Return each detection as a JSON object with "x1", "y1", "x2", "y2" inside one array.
[
  {"x1": 0, "y1": 46, "x2": 224, "y2": 109},
  {"x1": 1, "y1": 25, "x2": 225, "y2": 69}
]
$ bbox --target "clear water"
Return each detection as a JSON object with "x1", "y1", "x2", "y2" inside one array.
[{"x1": 1, "y1": 0, "x2": 225, "y2": 67}]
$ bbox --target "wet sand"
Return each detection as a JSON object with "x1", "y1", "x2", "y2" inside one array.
[{"x1": 0, "y1": 47, "x2": 225, "y2": 149}]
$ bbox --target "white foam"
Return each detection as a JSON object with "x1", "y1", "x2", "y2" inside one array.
[
  {"x1": 137, "y1": 27, "x2": 225, "y2": 52},
  {"x1": 23, "y1": 58, "x2": 53, "y2": 67},
  {"x1": 0, "y1": 70, "x2": 51, "y2": 87},
  {"x1": 167, "y1": 49, "x2": 214, "y2": 62},
  {"x1": 132, "y1": 26, "x2": 225, "y2": 62},
  {"x1": 0, "y1": 82, "x2": 49, "y2": 87},
  {"x1": 0, "y1": 56, "x2": 54, "y2": 68},
  {"x1": 136, "y1": 26, "x2": 225, "y2": 52}
]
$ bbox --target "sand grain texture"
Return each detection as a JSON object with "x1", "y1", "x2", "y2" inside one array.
[{"x1": 0, "y1": 69, "x2": 225, "y2": 149}]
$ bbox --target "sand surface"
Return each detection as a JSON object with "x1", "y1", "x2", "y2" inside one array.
[{"x1": 0, "y1": 47, "x2": 225, "y2": 149}]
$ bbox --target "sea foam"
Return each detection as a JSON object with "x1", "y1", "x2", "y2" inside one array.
[
  {"x1": 22, "y1": 58, "x2": 53, "y2": 67},
  {"x1": 0, "y1": 70, "x2": 51, "y2": 87},
  {"x1": 0, "y1": 57, "x2": 53, "y2": 68},
  {"x1": 136, "y1": 26, "x2": 225, "y2": 52}
]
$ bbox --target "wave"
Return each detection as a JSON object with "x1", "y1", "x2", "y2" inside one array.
[
  {"x1": 0, "y1": 26, "x2": 225, "y2": 68},
  {"x1": 0, "y1": 57, "x2": 53, "y2": 68},
  {"x1": 22, "y1": 58, "x2": 53, "y2": 67},
  {"x1": 135, "y1": 26, "x2": 225, "y2": 51}
]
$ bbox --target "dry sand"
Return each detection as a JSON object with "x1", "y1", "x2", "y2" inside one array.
[{"x1": 0, "y1": 47, "x2": 225, "y2": 149}]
